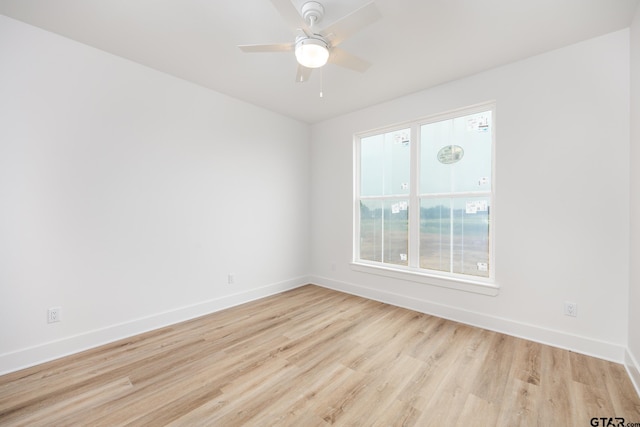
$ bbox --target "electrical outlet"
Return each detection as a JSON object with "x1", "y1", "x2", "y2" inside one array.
[
  {"x1": 47, "y1": 307, "x2": 62, "y2": 323},
  {"x1": 564, "y1": 302, "x2": 577, "y2": 317},
  {"x1": 228, "y1": 273, "x2": 235, "y2": 285}
]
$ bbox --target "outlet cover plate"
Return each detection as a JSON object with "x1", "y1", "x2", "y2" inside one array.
[
  {"x1": 564, "y1": 302, "x2": 577, "y2": 317},
  {"x1": 47, "y1": 306, "x2": 62, "y2": 323}
]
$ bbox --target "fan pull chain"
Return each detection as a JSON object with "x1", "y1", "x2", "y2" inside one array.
[{"x1": 320, "y1": 68, "x2": 324, "y2": 98}]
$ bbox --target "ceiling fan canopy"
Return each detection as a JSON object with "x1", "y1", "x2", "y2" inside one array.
[{"x1": 238, "y1": 0, "x2": 381, "y2": 82}]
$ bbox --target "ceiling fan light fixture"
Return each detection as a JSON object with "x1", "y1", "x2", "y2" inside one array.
[{"x1": 295, "y1": 37, "x2": 329, "y2": 68}]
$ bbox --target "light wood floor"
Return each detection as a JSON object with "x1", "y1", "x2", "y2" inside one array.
[{"x1": 1, "y1": 285, "x2": 639, "y2": 426}]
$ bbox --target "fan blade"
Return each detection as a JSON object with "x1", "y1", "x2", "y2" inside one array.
[
  {"x1": 321, "y1": 1, "x2": 381, "y2": 47},
  {"x1": 269, "y1": 0, "x2": 311, "y2": 35},
  {"x1": 238, "y1": 43, "x2": 294, "y2": 53},
  {"x1": 296, "y1": 64, "x2": 313, "y2": 83},
  {"x1": 328, "y1": 47, "x2": 371, "y2": 73}
]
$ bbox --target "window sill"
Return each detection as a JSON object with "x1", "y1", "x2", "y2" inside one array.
[{"x1": 350, "y1": 262, "x2": 500, "y2": 296}]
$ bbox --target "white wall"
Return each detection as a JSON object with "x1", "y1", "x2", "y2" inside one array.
[
  {"x1": 628, "y1": 3, "x2": 640, "y2": 391},
  {"x1": 310, "y1": 29, "x2": 630, "y2": 361},
  {"x1": 0, "y1": 15, "x2": 310, "y2": 374}
]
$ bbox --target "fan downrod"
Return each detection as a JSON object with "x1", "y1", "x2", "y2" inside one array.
[{"x1": 301, "y1": 1, "x2": 324, "y2": 27}]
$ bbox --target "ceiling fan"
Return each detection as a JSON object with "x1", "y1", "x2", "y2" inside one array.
[{"x1": 238, "y1": 0, "x2": 381, "y2": 83}]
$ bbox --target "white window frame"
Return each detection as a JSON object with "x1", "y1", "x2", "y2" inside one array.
[{"x1": 352, "y1": 102, "x2": 499, "y2": 296}]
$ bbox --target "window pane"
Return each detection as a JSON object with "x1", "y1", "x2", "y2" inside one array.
[
  {"x1": 361, "y1": 129, "x2": 410, "y2": 196},
  {"x1": 451, "y1": 197, "x2": 490, "y2": 277},
  {"x1": 360, "y1": 199, "x2": 409, "y2": 265},
  {"x1": 420, "y1": 111, "x2": 492, "y2": 194},
  {"x1": 359, "y1": 200, "x2": 383, "y2": 262},
  {"x1": 420, "y1": 197, "x2": 490, "y2": 277},
  {"x1": 420, "y1": 198, "x2": 452, "y2": 272},
  {"x1": 384, "y1": 199, "x2": 409, "y2": 266},
  {"x1": 361, "y1": 135, "x2": 384, "y2": 196}
]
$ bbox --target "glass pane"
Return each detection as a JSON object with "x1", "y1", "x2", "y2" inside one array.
[
  {"x1": 361, "y1": 134, "x2": 384, "y2": 196},
  {"x1": 382, "y1": 129, "x2": 411, "y2": 196},
  {"x1": 383, "y1": 199, "x2": 409, "y2": 266},
  {"x1": 361, "y1": 129, "x2": 410, "y2": 196},
  {"x1": 359, "y1": 200, "x2": 383, "y2": 262},
  {"x1": 420, "y1": 198, "x2": 452, "y2": 272},
  {"x1": 420, "y1": 122, "x2": 453, "y2": 194},
  {"x1": 420, "y1": 111, "x2": 492, "y2": 194},
  {"x1": 420, "y1": 197, "x2": 490, "y2": 277},
  {"x1": 451, "y1": 197, "x2": 490, "y2": 277}
]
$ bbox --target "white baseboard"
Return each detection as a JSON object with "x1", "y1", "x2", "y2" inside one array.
[
  {"x1": 0, "y1": 276, "x2": 310, "y2": 376},
  {"x1": 310, "y1": 275, "x2": 626, "y2": 363},
  {"x1": 625, "y1": 349, "x2": 640, "y2": 398},
  {"x1": 2, "y1": 276, "x2": 629, "y2": 378}
]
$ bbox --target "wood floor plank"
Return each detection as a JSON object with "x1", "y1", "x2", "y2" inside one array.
[
  {"x1": 603, "y1": 360, "x2": 640, "y2": 420},
  {"x1": 338, "y1": 354, "x2": 423, "y2": 426},
  {"x1": 1, "y1": 376, "x2": 134, "y2": 427},
  {"x1": 572, "y1": 381, "x2": 618, "y2": 426},
  {"x1": 495, "y1": 378, "x2": 540, "y2": 427},
  {"x1": 536, "y1": 345, "x2": 578, "y2": 426},
  {"x1": 1, "y1": 285, "x2": 638, "y2": 426},
  {"x1": 510, "y1": 339, "x2": 542, "y2": 386},
  {"x1": 470, "y1": 331, "x2": 517, "y2": 404},
  {"x1": 370, "y1": 398, "x2": 422, "y2": 427},
  {"x1": 456, "y1": 393, "x2": 499, "y2": 427},
  {"x1": 414, "y1": 326, "x2": 485, "y2": 426}
]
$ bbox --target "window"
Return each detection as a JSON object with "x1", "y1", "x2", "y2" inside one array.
[{"x1": 354, "y1": 103, "x2": 496, "y2": 293}]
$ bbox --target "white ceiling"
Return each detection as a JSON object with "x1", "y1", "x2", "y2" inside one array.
[{"x1": 1, "y1": 0, "x2": 638, "y2": 123}]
